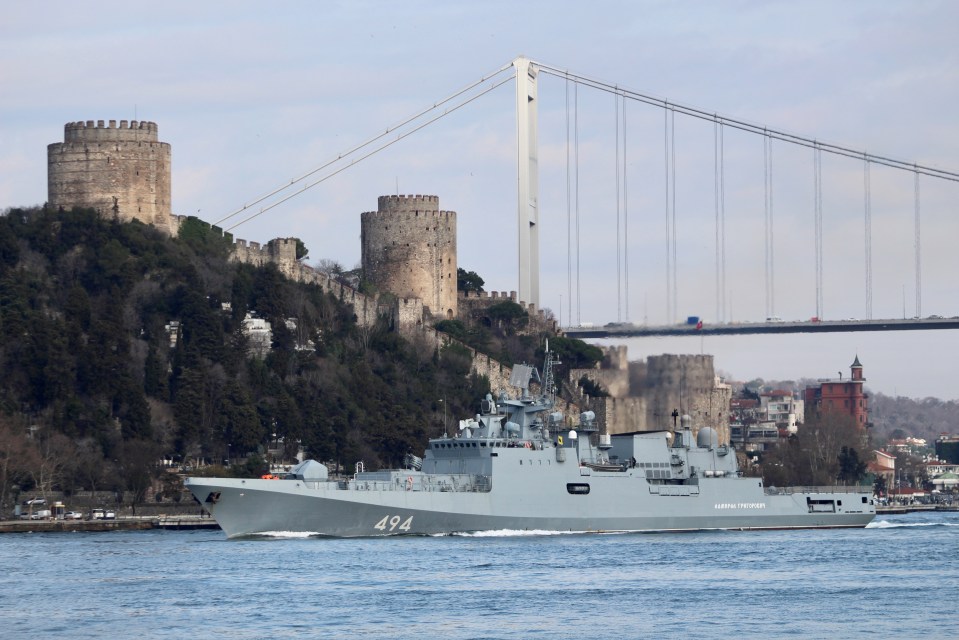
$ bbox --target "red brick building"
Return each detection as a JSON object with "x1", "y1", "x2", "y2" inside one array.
[{"x1": 804, "y1": 355, "x2": 869, "y2": 428}]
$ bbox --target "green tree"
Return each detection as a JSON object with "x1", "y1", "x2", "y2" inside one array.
[
  {"x1": 177, "y1": 216, "x2": 232, "y2": 259},
  {"x1": 456, "y1": 268, "x2": 485, "y2": 293},
  {"x1": 294, "y1": 238, "x2": 309, "y2": 260},
  {"x1": 217, "y1": 382, "x2": 263, "y2": 454},
  {"x1": 873, "y1": 474, "x2": 888, "y2": 497},
  {"x1": 837, "y1": 445, "x2": 867, "y2": 485}
]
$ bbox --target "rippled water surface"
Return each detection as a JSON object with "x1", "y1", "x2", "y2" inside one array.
[{"x1": 2, "y1": 511, "x2": 957, "y2": 639}]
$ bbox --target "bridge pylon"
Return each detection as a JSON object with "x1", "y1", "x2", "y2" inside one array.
[{"x1": 514, "y1": 56, "x2": 539, "y2": 307}]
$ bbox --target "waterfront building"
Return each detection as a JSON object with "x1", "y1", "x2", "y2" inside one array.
[{"x1": 803, "y1": 356, "x2": 869, "y2": 428}]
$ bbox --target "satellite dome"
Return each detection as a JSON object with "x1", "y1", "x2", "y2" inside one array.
[
  {"x1": 290, "y1": 459, "x2": 329, "y2": 481},
  {"x1": 697, "y1": 427, "x2": 719, "y2": 449}
]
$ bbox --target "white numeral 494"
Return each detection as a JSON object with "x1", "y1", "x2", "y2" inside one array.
[{"x1": 374, "y1": 514, "x2": 413, "y2": 532}]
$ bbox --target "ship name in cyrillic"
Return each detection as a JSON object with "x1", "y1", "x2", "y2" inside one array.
[{"x1": 714, "y1": 503, "x2": 767, "y2": 509}]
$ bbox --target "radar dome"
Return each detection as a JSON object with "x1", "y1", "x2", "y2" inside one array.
[
  {"x1": 290, "y1": 459, "x2": 329, "y2": 481},
  {"x1": 697, "y1": 427, "x2": 719, "y2": 449}
]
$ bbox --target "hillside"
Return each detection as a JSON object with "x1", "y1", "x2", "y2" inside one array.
[
  {"x1": 0, "y1": 206, "x2": 505, "y2": 508},
  {"x1": 868, "y1": 393, "x2": 959, "y2": 443}
]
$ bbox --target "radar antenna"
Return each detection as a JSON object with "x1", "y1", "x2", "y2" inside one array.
[{"x1": 541, "y1": 339, "x2": 560, "y2": 404}]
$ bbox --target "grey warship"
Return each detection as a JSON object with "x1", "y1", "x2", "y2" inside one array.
[{"x1": 186, "y1": 349, "x2": 875, "y2": 538}]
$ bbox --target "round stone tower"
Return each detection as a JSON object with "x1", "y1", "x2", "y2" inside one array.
[
  {"x1": 361, "y1": 195, "x2": 457, "y2": 320},
  {"x1": 48, "y1": 120, "x2": 172, "y2": 233}
]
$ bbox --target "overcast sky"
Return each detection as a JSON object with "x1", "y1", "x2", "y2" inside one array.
[{"x1": 2, "y1": 1, "x2": 957, "y2": 400}]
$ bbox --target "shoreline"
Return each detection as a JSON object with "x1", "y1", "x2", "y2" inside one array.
[
  {"x1": 876, "y1": 505, "x2": 959, "y2": 515},
  {"x1": 0, "y1": 515, "x2": 219, "y2": 533}
]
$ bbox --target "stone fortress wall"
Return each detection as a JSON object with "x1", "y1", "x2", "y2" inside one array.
[
  {"x1": 48, "y1": 120, "x2": 172, "y2": 234},
  {"x1": 457, "y1": 289, "x2": 559, "y2": 334},
  {"x1": 361, "y1": 195, "x2": 457, "y2": 320},
  {"x1": 572, "y1": 348, "x2": 731, "y2": 443}
]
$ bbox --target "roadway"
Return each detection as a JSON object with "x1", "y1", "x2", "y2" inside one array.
[{"x1": 564, "y1": 317, "x2": 959, "y2": 338}]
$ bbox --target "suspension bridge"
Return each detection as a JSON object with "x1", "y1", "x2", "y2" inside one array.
[{"x1": 214, "y1": 57, "x2": 959, "y2": 335}]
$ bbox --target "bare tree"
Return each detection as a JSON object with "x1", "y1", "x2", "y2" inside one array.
[
  {"x1": 0, "y1": 416, "x2": 37, "y2": 513},
  {"x1": 762, "y1": 410, "x2": 867, "y2": 486},
  {"x1": 28, "y1": 431, "x2": 76, "y2": 500}
]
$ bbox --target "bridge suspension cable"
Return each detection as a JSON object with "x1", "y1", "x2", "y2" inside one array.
[
  {"x1": 864, "y1": 157, "x2": 873, "y2": 319},
  {"x1": 664, "y1": 106, "x2": 679, "y2": 324},
  {"x1": 713, "y1": 121, "x2": 727, "y2": 323},
  {"x1": 615, "y1": 91, "x2": 622, "y2": 322},
  {"x1": 215, "y1": 62, "x2": 515, "y2": 229},
  {"x1": 533, "y1": 61, "x2": 959, "y2": 184},
  {"x1": 813, "y1": 143, "x2": 824, "y2": 319},
  {"x1": 529, "y1": 59, "x2": 958, "y2": 323},
  {"x1": 613, "y1": 90, "x2": 630, "y2": 323},
  {"x1": 575, "y1": 83, "x2": 581, "y2": 326},
  {"x1": 565, "y1": 77, "x2": 572, "y2": 328},
  {"x1": 622, "y1": 93, "x2": 629, "y2": 323},
  {"x1": 914, "y1": 170, "x2": 922, "y2": 317},
  {"x1": 764, "y1": 131, "x2": 775, "y2": 321}
]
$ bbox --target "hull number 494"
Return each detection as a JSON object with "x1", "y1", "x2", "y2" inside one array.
[{"x1": 374, "y1": 514, "x2": 413, "y2": 532}]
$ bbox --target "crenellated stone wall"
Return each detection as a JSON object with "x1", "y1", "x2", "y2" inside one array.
[
  {"x1": 571, "y1": 350, "x2": 731, "y2": 443},
  {"x1": 232, "y1": 237, "x2": 299, "y2": 279},
  {"x1": 48, "y1": 120, "x2": 172, "y2": 233},
  {"x1": 457, "y1": 289, "x2": 560, "y2": 334}
]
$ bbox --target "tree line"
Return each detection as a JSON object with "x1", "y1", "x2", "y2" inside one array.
[{"x1": 0, "y1": 207, "x2": 492, "y2": 512}]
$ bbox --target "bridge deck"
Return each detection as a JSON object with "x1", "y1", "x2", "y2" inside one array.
[{"x1": 565, "y1": 317, "x2": 959, "y2": 338}]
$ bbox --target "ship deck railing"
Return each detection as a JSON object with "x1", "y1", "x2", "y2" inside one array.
[{"x1": 765, "y1": 485, "x2": 871, "y2": 496}]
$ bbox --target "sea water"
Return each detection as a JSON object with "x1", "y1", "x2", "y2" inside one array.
[{"x1": 2, "y1": 511, "x2": 957, "y2": 639}]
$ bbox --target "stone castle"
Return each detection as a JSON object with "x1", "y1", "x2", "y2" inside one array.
[
  {"x1": 46, "y1": 119, "x2": 727, "y2": 441},
  {"x1": 48, "y1": 120, "x2": 173, "y2": 234},
  {"x1": 361, "y1": 195, "x2": 458, "y2": 321},
  {"x1": 571, "y1": 346, "x2": 732, "y2": 442}
]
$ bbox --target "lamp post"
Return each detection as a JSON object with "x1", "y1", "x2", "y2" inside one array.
[{"x1": 438, "y1": 399, "x2": 447, "y2": 437}]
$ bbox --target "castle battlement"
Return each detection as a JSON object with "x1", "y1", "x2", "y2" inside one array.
[
  {"x1": 375, "y1": 194, "x2": 441, "y2": 214},
  {"x1": 63, "y1": 120, "x2": 160, "y2": 143},
  {"x1": 459, "y1": 290, "x2": 518, "y2": 302},
  {"x1": 361, "y1": 209, "x2": 456, "y2": 219}
]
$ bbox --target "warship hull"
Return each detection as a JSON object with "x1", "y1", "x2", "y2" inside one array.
[
  {"x1": 186, "y1": 449, "x2": 874, "y2": 538},
  {"x1": 187, "y1": 351, "x2": 875, "y2": 539}
]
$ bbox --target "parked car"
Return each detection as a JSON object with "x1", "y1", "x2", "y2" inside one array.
[
  {"x1": 104, "y1": 511, "x2": 116, "y2": 520},
  {"x1": 90, "y1": 509, "x2": 106, "y2": 520},
  {"x1": 30, "y1": 509, "x2": 52, "y2": 520},
  {"x1": 24, "y1": 498, "x2": 46, "y2": 506},
  {"x1": 63, "y1": 511, "x2": 83, "y2": 520}
]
